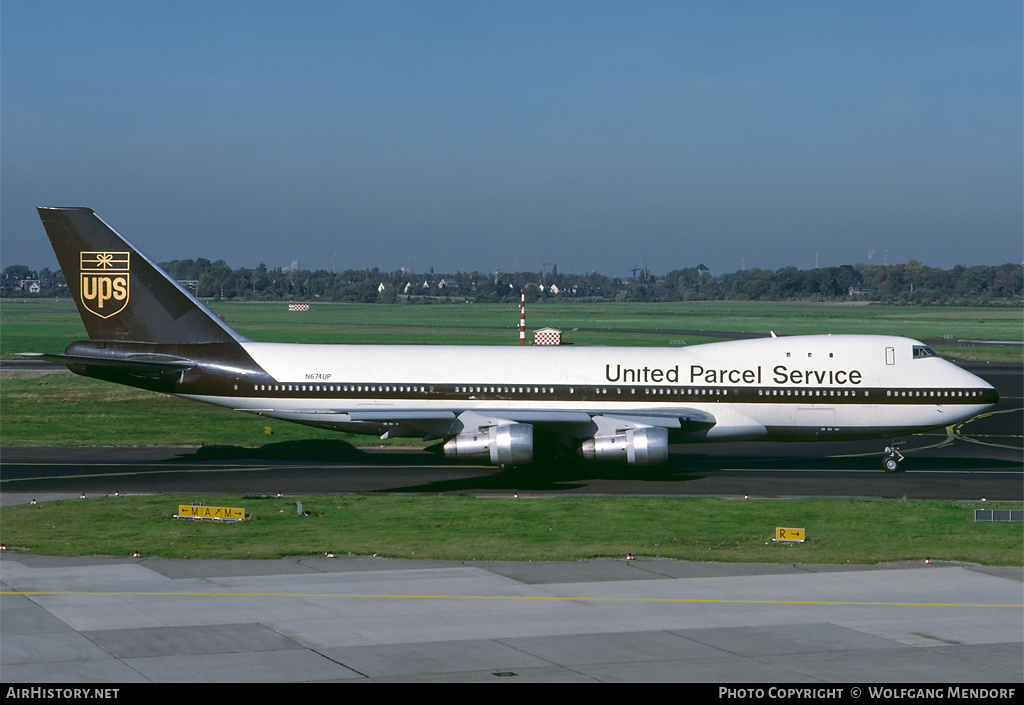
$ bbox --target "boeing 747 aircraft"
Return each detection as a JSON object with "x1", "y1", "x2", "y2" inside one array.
[{"x1": 26, "y1": 207, "x2": 998, "y2": 471}]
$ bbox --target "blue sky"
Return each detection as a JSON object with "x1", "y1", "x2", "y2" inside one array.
[{"x1": 2, "y1": 1, "x2": 1021, "y2": 276}]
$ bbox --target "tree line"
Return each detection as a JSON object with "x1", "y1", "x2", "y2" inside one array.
[{"x1": 3, "y1": 259, "x2": 1021, "y2": 306}]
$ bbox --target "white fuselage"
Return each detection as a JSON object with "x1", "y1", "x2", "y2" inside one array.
[{"x1": 181, "y1": 334, "x2": 995, "y2": 443}]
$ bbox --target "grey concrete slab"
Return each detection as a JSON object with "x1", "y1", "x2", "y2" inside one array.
[
  {"x1": 0, "y1": 592, "x2": 73, "y2": 635},
  {"x1": 320, "y1": 639, "x2": 553, "y2": 678},
  {"x1": 138, "y1": 555, "x2": 464, "y2": 579},
  {"x1": 471, "y1": 558, "x2": 813, "y2": 584},
  {"x1": 848, "y1": 610, "x2": 1023, "y2": 648},
  {"x1": 676, "y1": 623, "x2": 908, "y2": 657},
  {"x1": 1, "y1": 658, "x2": 152, "y2": 683},
  {"x1": 573, "y1": 656, "x2": 818, "y2": 683},
  {"x1": 121, "y1": 649, "x2": 362, "y2": 683},
  {"x1": 2, "y1": 554, "x2": 1021, "y2": 683},
  {"x1": 84, "y1": 623, "x2": 304, "y2": 659},
  {"x1": 1, "y1": 632, "x2": 112, "y2": 665},
  {"x1": 471, "y1": 559, "x2": 657, "y2": 584},
  {"x1": 0, "y1": 555, "x2": 140, "y2": 570},
  {"x1": 498, "y1": 630, "x2": 733, "y2": 666},
  {"x1": 763, "y1": 645, "x2": 1022, "y2": 682},
  {"x1": 0, "y1": 560, "x2": 174, "y2": 596},
  {"x1": 932, "y1": 642, "x2": 1024, "y2": 674},
  {"x1": 376, "y1": 664, "x2": 599, "y2": 683},
  {"x1": 964, "y1": 564, "x2": 1024, "y2": 582}
]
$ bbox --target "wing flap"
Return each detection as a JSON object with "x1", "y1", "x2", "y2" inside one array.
[
  {"x1": 595, "y1": 408, "x2": 717, "y2": 430},
  {"x1": 246, "y1": 409, "x2": 459, "y2": 421}
]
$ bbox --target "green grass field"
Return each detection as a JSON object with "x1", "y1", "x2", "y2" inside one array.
[
  {"x1": 2, "y1": 298, "x2": 1022, "y2": 356},
  {"x1": 1, "y1": 495, "x2": 1020, "y2": 564}
]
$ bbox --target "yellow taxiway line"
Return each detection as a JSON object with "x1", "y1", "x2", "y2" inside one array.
[{"x1": 4, "y1": 590, "x2": 1020, "y2": 608}]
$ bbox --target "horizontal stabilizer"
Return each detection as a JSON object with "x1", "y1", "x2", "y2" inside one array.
[{"x1": 18, "y1": 352, "x2": 195, "y2": 374}]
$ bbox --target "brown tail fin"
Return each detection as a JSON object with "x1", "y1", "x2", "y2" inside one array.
[{"x1": 37, "y1": 207, "x2": 248, "y2": 344}]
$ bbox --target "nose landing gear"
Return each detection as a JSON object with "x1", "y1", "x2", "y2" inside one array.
[{"x1": 882, "y1": 445, "x2": 904, "y2": 472}]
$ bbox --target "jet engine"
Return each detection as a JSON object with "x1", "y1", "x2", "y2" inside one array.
[
  {"x1": 579, "y1": 426, "x2": 668, "y2": 466},
  {"x1": 443, "y1": 423, "x2": 534, "y2": 465}
]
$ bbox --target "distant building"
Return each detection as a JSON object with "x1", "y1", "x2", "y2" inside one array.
[
  {"x1": 697, "y1": 264, "x2": 711, "y2": 277},
  {"x1": 1, "y1": 275, "x2": 65, "y2": 293},
  {"x1": 534, "y1": 327, "x2": 562, "y2": 345}
]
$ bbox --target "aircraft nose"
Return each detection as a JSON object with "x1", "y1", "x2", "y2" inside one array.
[
  {"x1": 975, "y1": 372, "x2": 999, "y2": 405},
  {"x1": 949, "y1": 360, "x2": 999, "y2": 406},
  {"x1": 986, "y1": 384, "x2": 999, "y2": 405}
]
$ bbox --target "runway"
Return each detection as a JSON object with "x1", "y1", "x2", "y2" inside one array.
[{"x1": 1, "y1": 436, "x2": 1021, "y2": 504}]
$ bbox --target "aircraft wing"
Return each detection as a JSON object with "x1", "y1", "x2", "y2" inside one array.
[
  {"x1": 237, "y1": 405, "x2": 717, "y2": 440},
  {"x1": 253, "y1": 406, "x2": 714, "y2": 426}
]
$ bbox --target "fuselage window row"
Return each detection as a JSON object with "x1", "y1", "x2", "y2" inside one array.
[{"x1": 247, "y1": 383, "x2": 989, "y2": 402}]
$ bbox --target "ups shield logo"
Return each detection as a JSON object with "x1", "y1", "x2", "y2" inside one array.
[{"x1": 80, "y1": 252, "x2": 130, "y2": 318}]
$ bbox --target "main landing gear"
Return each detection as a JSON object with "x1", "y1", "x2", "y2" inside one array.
[{"x1": 882, "y1": 445, "x2": 904, "y2": 473}]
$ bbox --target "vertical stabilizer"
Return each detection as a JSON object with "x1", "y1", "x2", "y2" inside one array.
[{"x1": 37, "y1": 207, "x2": 248, "y2": 344}]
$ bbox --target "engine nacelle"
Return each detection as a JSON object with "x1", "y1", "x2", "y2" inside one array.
[
  {"x1": 579, "y1": 426, "x2": 669, "y2": 466},
  {"x1": 443, "y1": 423, "x2": 534, "y2": 465}
]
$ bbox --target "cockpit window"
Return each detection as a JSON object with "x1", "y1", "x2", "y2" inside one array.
[{"x1": 912, "y1": 345, "x2": 938, "y2": 359}]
